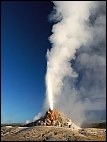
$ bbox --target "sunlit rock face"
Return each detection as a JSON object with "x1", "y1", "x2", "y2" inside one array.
[{"x1": 44, "y1": 108, "x2": 65, "y2": 126}]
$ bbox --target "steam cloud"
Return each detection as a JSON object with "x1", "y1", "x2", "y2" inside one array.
[{"x1": 45, "y1": 1, "x2": 106, "y2": 125}]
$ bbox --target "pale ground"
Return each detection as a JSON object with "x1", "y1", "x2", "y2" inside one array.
[{"x1": 1, "y1": 126, "x2": 106, "y2": 141}]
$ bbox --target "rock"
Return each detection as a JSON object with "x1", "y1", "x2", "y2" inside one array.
[{"x1": 24, "y1": 109, "x2": 80, "y2": 130}]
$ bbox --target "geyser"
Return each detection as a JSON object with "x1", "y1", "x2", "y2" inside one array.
[
  {"x1": 45, "y1": 1, "x2": 106, "y2": 124},
  {"x1": 45, "y1": 1, "x2": 93, "y2": 112},
  {"x1": 46, "y1": 65, "x2": 53, "y2": 110}
]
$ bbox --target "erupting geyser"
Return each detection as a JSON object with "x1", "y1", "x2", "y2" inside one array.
[
  {"x1": 45, "y1": 1, "x2": 106, "y2": 124},
  {"x1": 46, "y1": 63, "x2": 53, "y2": 110},
  {"x1": 45, "y1": 1, "x2": 93, "y2": 112}
]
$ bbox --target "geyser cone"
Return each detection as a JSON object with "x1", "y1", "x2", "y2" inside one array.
[{"x1": 25, "y1": 109, "x2": 80, "y2": 130}]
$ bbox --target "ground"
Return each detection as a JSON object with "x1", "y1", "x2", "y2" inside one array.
[{"x1": 1, "y1": 126, "x2": 106, "y2": 141}]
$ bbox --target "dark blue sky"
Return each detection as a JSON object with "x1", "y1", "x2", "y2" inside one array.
[{"x1": 1, "y1": 1, "x2": 53, "y2": 123}]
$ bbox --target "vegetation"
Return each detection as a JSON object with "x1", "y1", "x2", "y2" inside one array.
[
  {"x1": 1, "y1": 123, "x2": 24, "y2": 127},
  {"x1": 81, "y1": 122, "x2": 106, "y2": 129}
]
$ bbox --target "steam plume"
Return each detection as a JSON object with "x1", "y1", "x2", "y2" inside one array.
[{"x1": 45, "y1": 1, "x2": 106, "y2": 124}]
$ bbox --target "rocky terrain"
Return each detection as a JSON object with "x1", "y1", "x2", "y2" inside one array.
[
  {"x1": 1, "y1": 109, "x2": 106, "y2": 141},
  {"x1": 1, "y1": 125, "x2": 106, "y2": 141}
]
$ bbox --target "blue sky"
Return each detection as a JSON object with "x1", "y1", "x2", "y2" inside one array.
[{"x1": 1, "y1": 1, "x2": 53, "y2": 123}]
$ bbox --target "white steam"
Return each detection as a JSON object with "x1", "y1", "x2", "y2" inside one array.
[
  {"x1": 26, "y1": 120, "x2": 31, "y2": 124},
  {"x1": 46, "y1": 1, "x2": 92, "y2": 110},
  {"x1": 33, "y1": 112, "x2": 42, "y2": 121},
  {"x1": 46, "y1": 71, "x2": 53, "y2": 110},
  {"x1": 45, "y1": 1, "x2": 106, "y2": 124}
]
